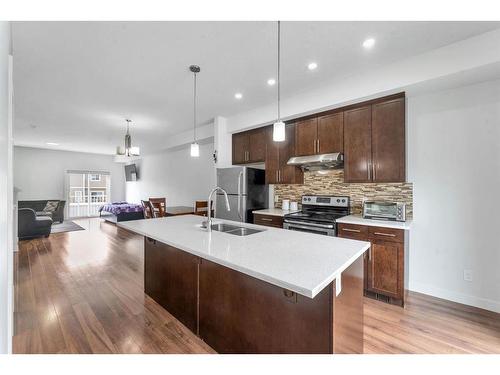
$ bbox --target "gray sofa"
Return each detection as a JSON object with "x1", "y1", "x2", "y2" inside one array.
[
  {"x1": 18, "y1": 200, "x2": 66, "y2": 223},
  {"x1": 18, "y1": 208, "x2": 53, "y2": 240}
]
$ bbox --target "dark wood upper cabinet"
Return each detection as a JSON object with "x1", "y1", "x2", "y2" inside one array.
[
  {"x1": 295, "y1": 118, "x2": 318, "y2": 156},
  {"x1": 232, "y1": 131, "x2": 249, "y2": 165},
  {"x1": 232, "y1": 128, "x2": 266, "y2": 165},
  {"x1": 343, "y1": 106, "x2": 372, "y2": 183},
  {"x1": 279, "y1": 123, "x2": 303, "y2": 184},
  {"x1": 371, "y1": 98, "x2": 405, "y2": 182},
  {"x1": 233, "y1": 93, "x2": 405, "y2": 183},
  {"x1": 317, "y1": 112, "x2": 344, "y2": 154},
  {"x1": 265, "y1": 126, "x2": 279, "y2": 184},
  {"x1": 248, "y1": 127, "x2": 267, "y2": 163},
  {"x1": 295, "y1": 114, "x2": 344, "y2": 156},
  {"x1": 265, "y1": 124, "x2": 303, "y2": 185}
]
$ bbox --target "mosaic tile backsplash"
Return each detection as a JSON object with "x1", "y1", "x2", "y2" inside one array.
[{"x1": 274, "y1": 170, "x2": 413, "y2": 217}]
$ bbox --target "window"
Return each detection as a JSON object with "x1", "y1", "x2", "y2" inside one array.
[
  {"x1": 74, "y1": 190, "x2": 83, "y2": 203},
  {"x1": 67, "y1": 171, "x2": 110, "y2": 218},
  {"x1": 90, "y1": 191, "x2": 105, "y2": 203}
]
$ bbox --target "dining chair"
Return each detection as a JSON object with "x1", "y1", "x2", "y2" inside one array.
[
  {"x1": 141, "y1": 200, "x2": 155, "y2": 219},
  {"x1": 194, "y1": 200, "x2": 214, "y2": 217},
  {"x1": 149, "y1": 197, "x2": 166, "y2": 218}
]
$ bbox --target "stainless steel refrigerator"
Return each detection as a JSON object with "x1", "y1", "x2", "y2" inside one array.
[{"x1": 215, "y1": 167, "x2": 268, "y2": 223}]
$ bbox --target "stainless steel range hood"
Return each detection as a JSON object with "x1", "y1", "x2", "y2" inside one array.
[{"x1": 287, "y1": 153, "x2": 344, "y2": 171}]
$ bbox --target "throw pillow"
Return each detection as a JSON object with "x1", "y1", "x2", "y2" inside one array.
[{"x1": 44, "y1": 200, "x2": 59, "y2": 212}]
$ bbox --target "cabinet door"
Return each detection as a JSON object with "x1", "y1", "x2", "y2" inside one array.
[
  {"x1": 295, "y1": 118, "x2": 318, "y2": 156},
  {"x1": 248, "y1": 127, "x2": 267, "y2": 163},
  {"x1": 372, "y1": 98, "x2": 405, "y2": 182},
  {"x1": 144, "y1": 238, "x2": 199, "y2": 332},
  {"x1": 265, "y1": 126, "x2": 279, "y2": 184},
  {"x1": 367, "y1": 240, "x2": 403, "y2": 299},
  {"x1": 279, "y1": 123, "x2": 303, "y2": 184},
  {"x1": 343, "y1": 106, "x2": 372, "y2": 182},
  {"x1": 232, "y1": 131, "x2": 249, "y2": 164},
  {"x1": 317, "y1": 112, "x2": 344, "y2": 154}
]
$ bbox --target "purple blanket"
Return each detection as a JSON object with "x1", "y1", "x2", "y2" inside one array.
[{"x1": 99, "y1": 202, "x2": 143, "y2": 215}]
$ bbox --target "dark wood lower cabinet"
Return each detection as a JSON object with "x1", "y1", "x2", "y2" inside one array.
[
  {"x1": 253, "y1": 213, "x2": 283, "y2": 228},
  {"x1": 368, "y1": 240, "x2": 404, "y2": 299},
  {"x1": 144, "y1": 238, "x2": 364, "y2": 353},
  {"x1": 337, "y1": 223, "x2": 406, "y2": 307},
  {"x1": 144, "y1": 238, "x2": 199, "y2": 333}
]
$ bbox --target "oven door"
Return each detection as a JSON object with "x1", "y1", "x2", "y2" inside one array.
[{"x1": 283, "y1": 220, "x2": 335, "y2": 236}]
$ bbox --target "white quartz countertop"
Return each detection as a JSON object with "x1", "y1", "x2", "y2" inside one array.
[
  {"x1": 252, "y1": 208, "x2": 299, "y2": 217},
  {"x1": 118, "y1": 215, "x2": 370, "y2": 299},
  {"x1": 336, "y1": 215, "x2": 412, "y2": 230}
]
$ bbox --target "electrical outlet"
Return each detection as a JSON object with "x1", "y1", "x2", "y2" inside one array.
[
  {"x1": 463, "y1": 269, "x2": 473, "y2": 282},
  {"x1": 274, "y1": 194, "x2": 279, "y2": 203}
]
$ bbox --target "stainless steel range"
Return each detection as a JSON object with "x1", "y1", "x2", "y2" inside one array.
[{"x1": 283, "y1": 195, "x2": 350, "y2": 236}]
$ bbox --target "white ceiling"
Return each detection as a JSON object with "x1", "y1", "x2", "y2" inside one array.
[{"x1": 12, "y1": 21, "x2": 500, "y2": 155}]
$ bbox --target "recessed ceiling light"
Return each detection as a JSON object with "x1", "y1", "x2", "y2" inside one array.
[
  {"x1": 267, "y1": 78, "x2": 276, "y2": 86},
  {"x1": 46, "y1": 142, "x2": 59, "y2": 146},
  {"x1": 307, "y1": 62, "x2": 318, "y2": 71},
  {"x1": 234, "y1": 92, "x2": 243, "y2": 100},
  {"x1": 362, "y1": 38, "x2": 376, "y2": 49}
]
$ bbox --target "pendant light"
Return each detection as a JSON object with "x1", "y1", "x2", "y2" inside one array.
[
  {"x1": 273, "y1": 21, "x2": 285, "y2": 142},
  {"x1": 115, "y1": 119, "x2": 140, "y2": 160},
  {"x1": 190, "y1": 65, "x2": 201, "y2": 157}
]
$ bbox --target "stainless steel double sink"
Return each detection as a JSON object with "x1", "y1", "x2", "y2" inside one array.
[{"x1": 210, "y1": 223, "x2": 264, "y2": 236}]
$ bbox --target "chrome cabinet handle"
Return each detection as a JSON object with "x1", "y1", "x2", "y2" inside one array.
[
  {"x1": 369, "y1": 247, "x2": 372, "y2": 261},
  {"x1": 317, "y1": 139, "x2": 320, "y2": 154},
  {"x1": 278, "y1": 170, "x2": 281, "y2": 182},
  {"x1": 373, "y1": 232, "x2": 396, "y2": 237},
  {"x1": 276, "y1": 170, "x2": 279, "y2": 183},
  {"x1": 373, "y1": 161, "x2": 376, "y2": 181},
  {"x1": 260, "y1": 218, "x2": 273, "y2": 222},
  {"x1": 367, "y1": 161, "x2": 371, "y2": 180},
  {"x1": 342, "y1": 228, "x2": 361, "y2": 233}
]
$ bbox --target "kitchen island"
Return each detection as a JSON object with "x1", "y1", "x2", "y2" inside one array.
[{"x1": 118, "y1": 215, "x2": 370, "y2": 354}]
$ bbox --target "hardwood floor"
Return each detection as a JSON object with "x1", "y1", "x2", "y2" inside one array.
[{"x1": 13, "y1": 218, "x2": 500, "y2": 354}]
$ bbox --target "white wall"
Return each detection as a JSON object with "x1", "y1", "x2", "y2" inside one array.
[
  {"x1": 0, "y1": 21, "x2": 12, "y2": 354},
  {"x1": 407, "y1": 79, "x2": 500, "y2": 312},
  {"x1": 14, "y1": 146, "x2": 126, "y2": 203},
  {"x1": 126, "y1": 142, "x2": 216, "y2": 207}
]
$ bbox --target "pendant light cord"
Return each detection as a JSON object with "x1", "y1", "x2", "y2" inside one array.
[
  {"x1": 277, "y1": 20, "x2": 281, "y2": 122},
  {"x1": 193, "y1": 71, "x2": 197, "y2": 142}
]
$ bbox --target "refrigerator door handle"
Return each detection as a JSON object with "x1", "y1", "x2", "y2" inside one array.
[{"x1": 237, "y1": 171, "x2": 243, "y2": 221}]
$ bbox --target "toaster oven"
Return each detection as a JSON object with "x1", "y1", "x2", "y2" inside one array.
[{"x1": 362, "y1": 201, "x2": 406, "y2": 222}]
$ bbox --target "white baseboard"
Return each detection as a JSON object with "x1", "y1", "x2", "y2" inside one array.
[{"x1": 410, "y1": 282, "x2": 500, "y2": 313}]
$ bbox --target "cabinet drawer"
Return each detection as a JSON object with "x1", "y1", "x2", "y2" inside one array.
[
  {"x1": 368, "y1": 226, "x2": 404, "y2": 243},
  {"x1": 254, "y1": 214, "x2": 283, "y2": 228},
  {"x1": 337, "y1": 223, "x2": 369, "y2": 241}
]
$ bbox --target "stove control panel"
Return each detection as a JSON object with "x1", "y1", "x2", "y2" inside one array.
[{"x1": 301, "y1": 195, "x2": 350, "y2": 208}]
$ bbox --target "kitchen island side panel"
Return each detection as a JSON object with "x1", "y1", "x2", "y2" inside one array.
[
  {"x1": 198, "y1": 257, "x2": 334, "y2": 354},
  {"x1": 144, "y1": 237, "x2": 199, "y2": 333},
  {"x1": 333, "y1": 254, "x2": 364, "y2": 354}
]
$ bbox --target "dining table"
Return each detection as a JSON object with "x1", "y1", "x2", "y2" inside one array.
[{"x1": 164, "y1": 205, "x2": 195, "y2": 217}]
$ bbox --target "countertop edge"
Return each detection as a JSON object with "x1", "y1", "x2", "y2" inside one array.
[
  {"x1": 252, "y1": 208, "x2": 299, "y2": 217},
  {"x1": 336, "y1": 215, "x2": 412, "y2": 230},
  {"x1": 118, "y1": 219, "x2": 370, "y2": 299}
]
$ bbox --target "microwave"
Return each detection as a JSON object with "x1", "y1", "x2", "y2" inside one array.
[{"x1": 362, "y1": 201, "x2": 406, "y2": 222}]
